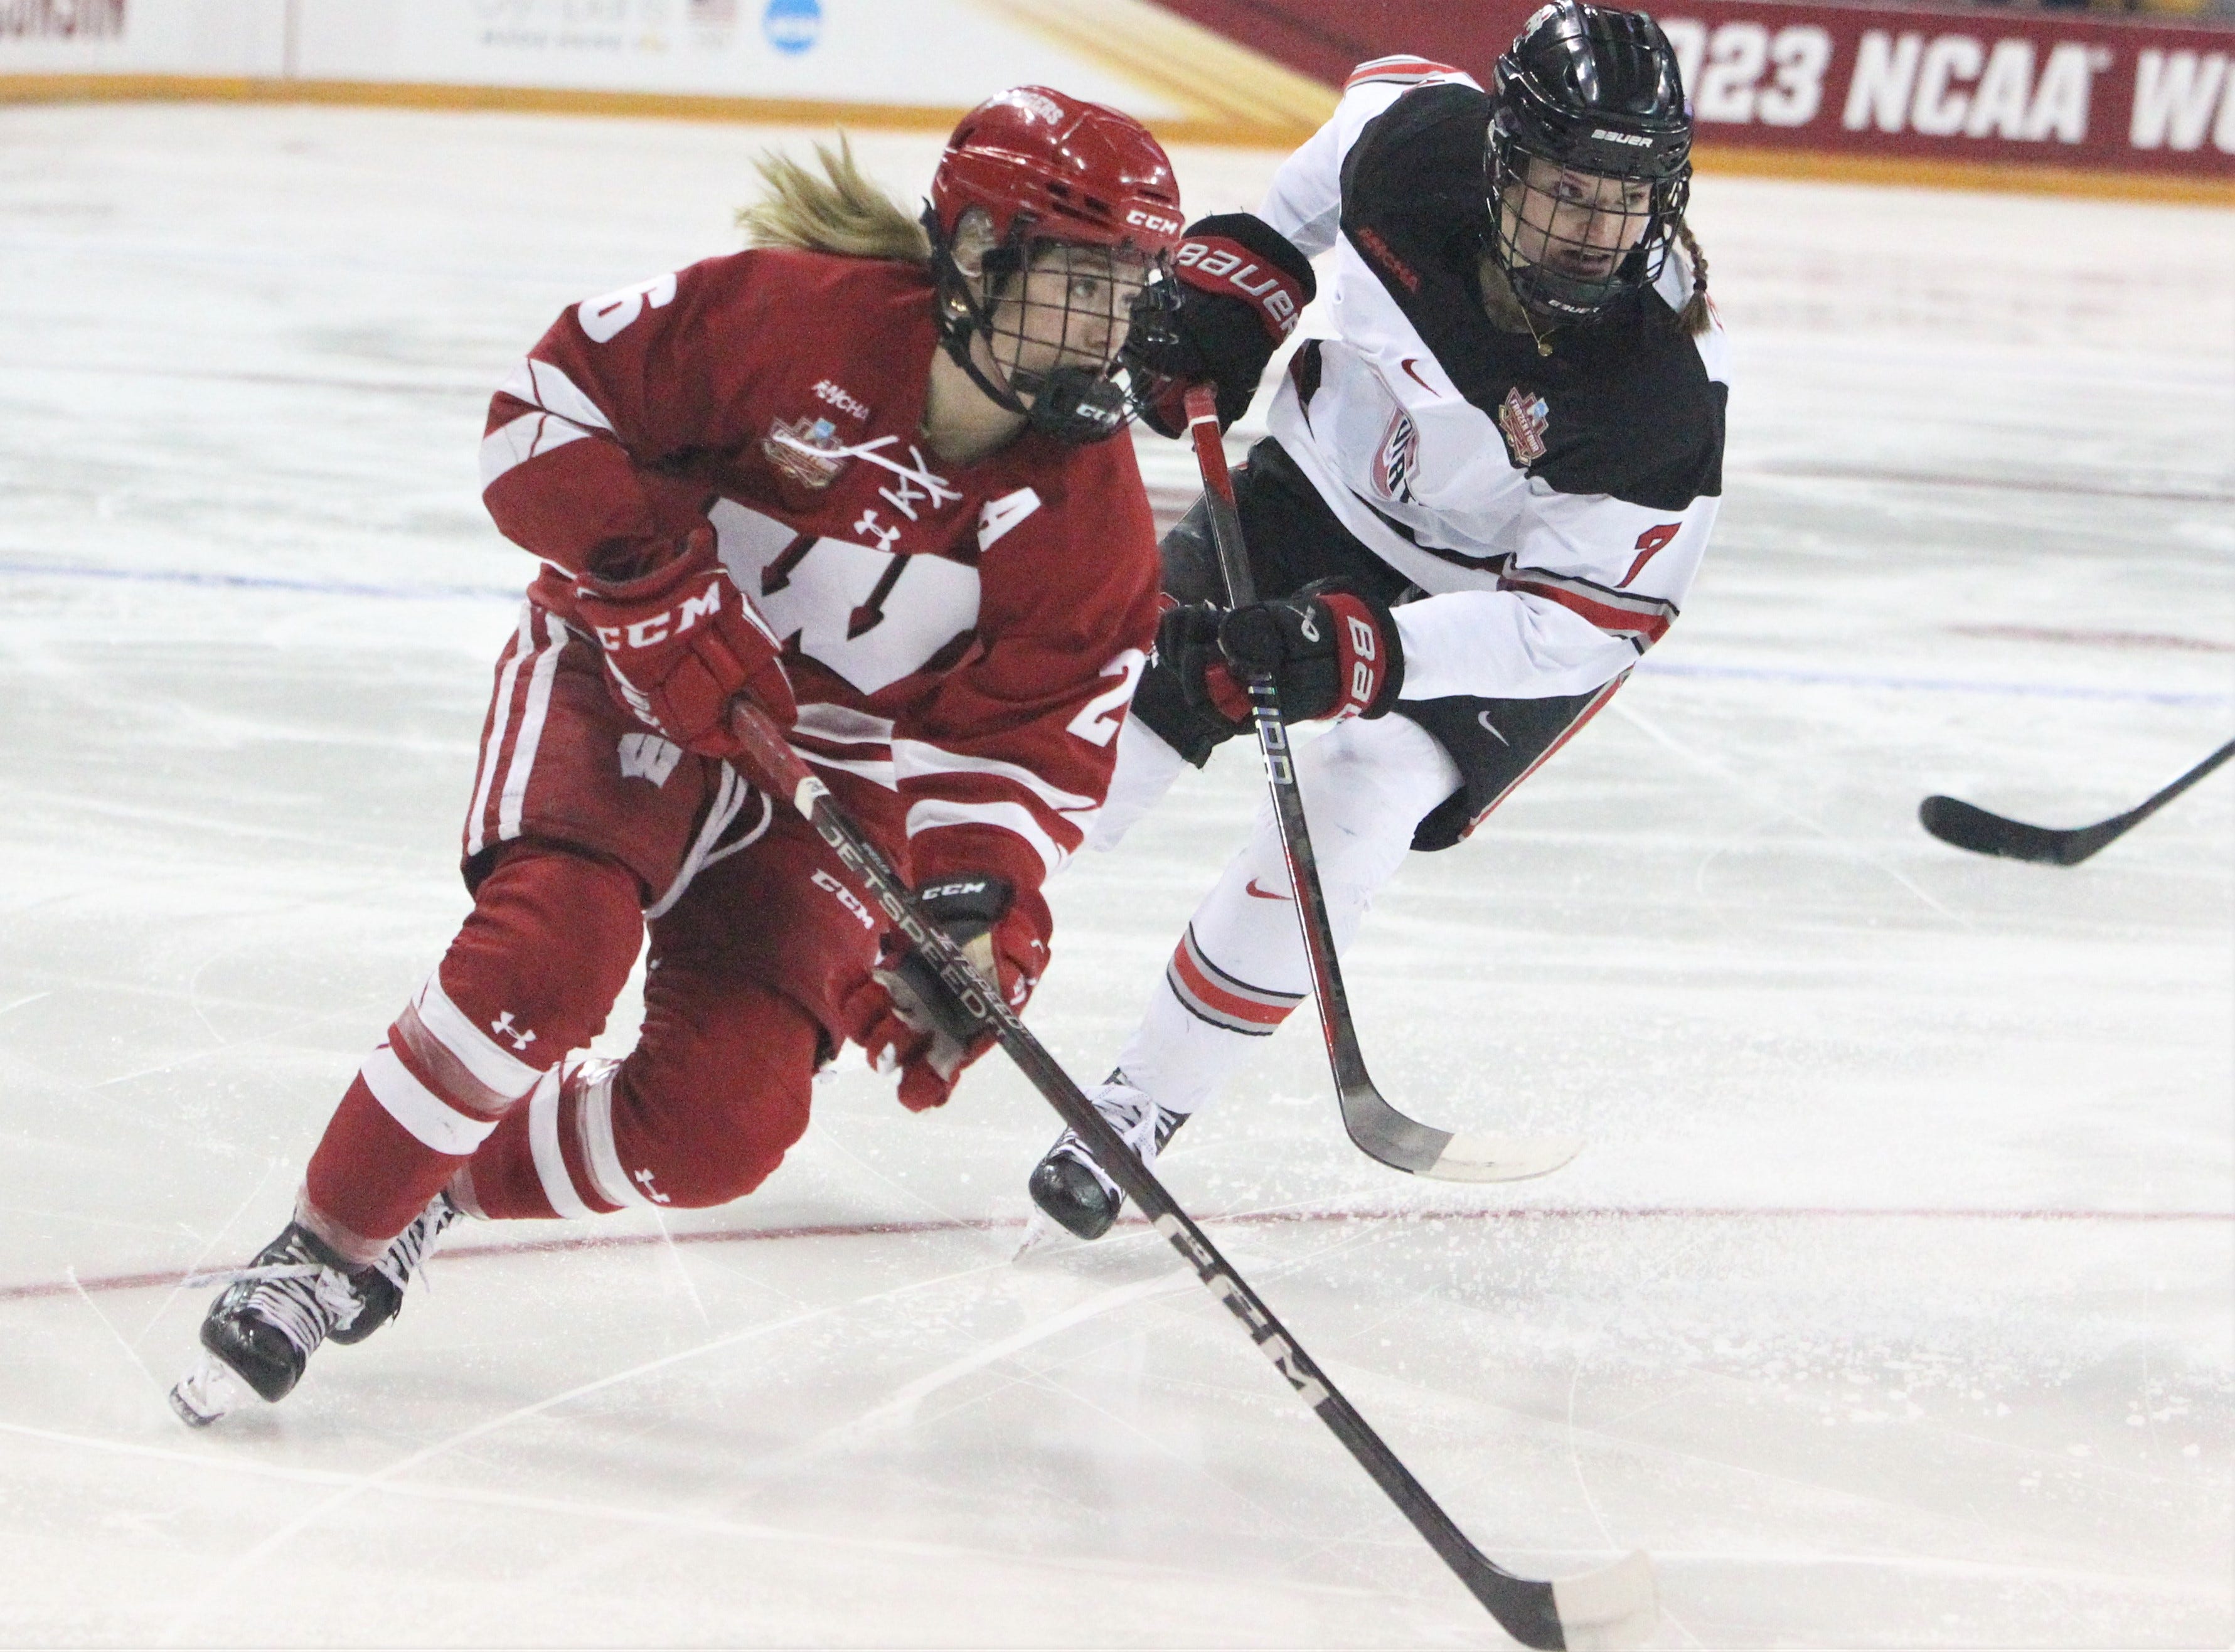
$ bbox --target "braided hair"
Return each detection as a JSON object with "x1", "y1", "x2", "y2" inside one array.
[{"x1": 1674, "y1": 218, "x2": 1711, "y2": 336}]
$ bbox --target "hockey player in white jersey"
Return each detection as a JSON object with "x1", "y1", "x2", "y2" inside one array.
[{"x1": 1030, "y1": 1, "x2": 1729, "y2": 1237}]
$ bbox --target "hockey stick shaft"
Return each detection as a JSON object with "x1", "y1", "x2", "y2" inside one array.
[
  {"x1": 1180, "y1": 403, "x2": 1375, "y2": 1102},
  {"x1": 724, "y1": 698, "x2": 1622, "y2": 1649},
  {"x1": 1922, "y1": 737, "x2": 2235, "y2": 865},
  {"x1": 1175, "y1": 391, "x2": 1586, "y2": 1184}
]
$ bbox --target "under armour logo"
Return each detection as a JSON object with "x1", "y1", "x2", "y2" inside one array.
[
  {"x1": 490, "y1": 1011, "x2": 537, "y2": 1053},
  {"x1": 633, "y1": 1166, "x2": 671, "y2": 1205},
  {"x1": 852, "y1": 508, "x2": 902, "y2": 554}
]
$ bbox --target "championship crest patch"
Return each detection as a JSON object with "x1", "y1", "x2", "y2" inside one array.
[
  {"x1": 762, "y1": 414, "x2": 849, "y2": 489},
  {"x1": 1496, "y1": 386, "x2": 1550, "y2": 466}
]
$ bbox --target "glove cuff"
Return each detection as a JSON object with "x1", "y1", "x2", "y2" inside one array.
[
  {"x1": 912, "y1": 873, "x2": 1015, "y2": 946},
  {"x1": 1314, "y1": 587, "x2": 1405, "y2": 718}
]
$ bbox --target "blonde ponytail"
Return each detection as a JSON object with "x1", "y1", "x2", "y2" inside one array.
[{"x1": 735, "y1": 134, "x2": 931, "y2": 265}]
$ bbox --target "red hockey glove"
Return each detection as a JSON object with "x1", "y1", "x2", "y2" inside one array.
[
  {"x1": 849, "y1": 875, "x2": 1047, "y2": 1112},
  {"x1": 1183, "y1": 580, "x2": 1404, "y2": 725},
  {"x1": 572, "y1": 530, "x2": 796, "y2": 757},
  {"x1": 1128, "y1": 213, "x2": 1316, "y2": 437}
]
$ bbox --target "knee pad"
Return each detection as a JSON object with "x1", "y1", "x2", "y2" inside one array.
[
  {"x1": 445, "y1": 845, "x2": 644, "y2": 1058},
  {"x1": 605, "y1": 983, "x2": 820, "y2": 1209}
]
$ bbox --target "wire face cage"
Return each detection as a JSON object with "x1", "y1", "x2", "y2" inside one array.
[
  {"x1": 1487, "y1": 142, "x2": 1687, "y2": 321},
  {"x1": 934, "y1": 222, "x2": 1173, "y2": 444}
]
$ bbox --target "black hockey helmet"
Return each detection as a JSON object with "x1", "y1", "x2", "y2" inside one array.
[{"x1": 1486, "y1": 1, "x2": 1693, "y2": 321}]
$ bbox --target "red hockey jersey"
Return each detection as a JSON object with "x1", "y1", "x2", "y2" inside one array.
[{"x1": 477, "y1": 249, "x2": 1162, "y2": 936}]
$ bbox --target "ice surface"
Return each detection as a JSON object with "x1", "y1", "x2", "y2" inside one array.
[{"x1": 1, "y1": 103, "x2": 2229, "y2": 1648}]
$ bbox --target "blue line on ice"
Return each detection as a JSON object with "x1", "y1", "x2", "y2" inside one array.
[{"x1": 3, "y1": 557, "x2": 2227, "y2": 707}]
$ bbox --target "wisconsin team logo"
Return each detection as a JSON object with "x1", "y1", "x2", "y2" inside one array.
[
  {"x1": 1496, "y1": 387, "x2": 1550, "y2": 466},
  {"x1": 762, "y1": 413, "x2": 850, "y2": 489}
]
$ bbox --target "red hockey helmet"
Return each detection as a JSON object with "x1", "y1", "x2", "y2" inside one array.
[
  {"x1": 923, "y1": 87, "x2": 1185, "y2": 445},
  {"x1": 929, "y1": 87, "x2": 1183, "y2": 262}
]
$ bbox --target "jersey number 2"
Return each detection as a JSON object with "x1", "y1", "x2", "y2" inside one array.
[{"x1": 1066, "y1": 649, "x2": 1147, "y2": 747}]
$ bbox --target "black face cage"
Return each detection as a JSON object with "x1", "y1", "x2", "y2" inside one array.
[
  {"x1": 926, "y1": 208, "x2": 1176, "y2": 446},
  {"x1": 1486, "y1": 132, "x2": 1688, "y2": 322}
]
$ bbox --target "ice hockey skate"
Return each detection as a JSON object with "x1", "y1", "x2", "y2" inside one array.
[
  {"x1": 1025, "y1": 1075, "x2": 1188, "y2": 1242},
  {"x1": 169, "y1": 1191, "x2": 461, "y2": 1426}
]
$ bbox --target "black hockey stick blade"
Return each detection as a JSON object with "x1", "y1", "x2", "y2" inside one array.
[
  {"x1": 1182, "y1": 388, "x2": 1581, "y2": 1185},
  {"x1": 1921, "y1": 737, "x2": 2235, "y2": 866},
  {"x1": 727, "y1": 700, "x2": 1656, "y2": 1649}
]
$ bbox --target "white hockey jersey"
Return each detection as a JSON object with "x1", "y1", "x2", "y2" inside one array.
[{"x1": 1259, "y1": 58, "x2": 1730, "y2": 704}]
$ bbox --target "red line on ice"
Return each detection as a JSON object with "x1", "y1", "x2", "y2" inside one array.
[{"x1": 6, "y1": 1204, "x2": 2227, "y2": 1306}]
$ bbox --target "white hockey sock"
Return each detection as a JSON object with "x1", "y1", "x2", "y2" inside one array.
[
  {"x1": 1085, "y1": 716, "x2": 1192, "y2": 853},
  {"x1": 1114, "y1": 715, "x2": 1462, "y2": 1118}
]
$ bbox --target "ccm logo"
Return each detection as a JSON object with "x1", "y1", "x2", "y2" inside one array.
[
  {"x1": 1128, "y1": 208, "x2": 1182, "y2": 234},
  {"x1": 811, "y1": 869, "x2": 876, "y2": 930},
  {"x1": 1173, "y1": 240, "x2": 1300, "y2": 331},
  {"x1": 594, "y1": 582, "x2": 720, "y2": 651}
]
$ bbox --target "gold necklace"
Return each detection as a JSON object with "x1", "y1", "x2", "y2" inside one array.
[{"x1": 1520, "y1": 304, "x2": 1555, "y2": 358}]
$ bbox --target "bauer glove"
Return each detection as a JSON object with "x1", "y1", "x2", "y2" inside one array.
[
  {"x1": 850, "y1": 874, "x2": 1047, "y2": 1112},
  {"x1": 573, "y1": 528, "x2": 796, "y2": 758},
  {"x1": 1127, "y1": 213, "x2": 1316, "y2": 437},
  {"x1": 1165, "y1": 578, "x2": 1404, "y2": 729}
]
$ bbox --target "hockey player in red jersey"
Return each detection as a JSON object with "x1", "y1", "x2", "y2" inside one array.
[
  {"x1": 1028, "y1": 3, "x2": 1730, "y2": 1238},
  {"x1": 171, "y1": 88, "x2": 1186, "y2": 1424}
]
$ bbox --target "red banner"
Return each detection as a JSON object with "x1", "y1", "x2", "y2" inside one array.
[{"x1": 1150, "y1": 0, "x2": 2234, "y2": 186}]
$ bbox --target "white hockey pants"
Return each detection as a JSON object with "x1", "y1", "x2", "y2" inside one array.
[{"x1": 1090, "y1": 711, "x2": 1463, "y2": 1119}]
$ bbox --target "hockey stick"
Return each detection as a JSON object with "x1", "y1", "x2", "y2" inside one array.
[
  {"x1": 1180, "y1": 386, "x2": 1581, "y2": 1184},
  {"x1": 1920, "y1": 737, "x2": 2234, "y2": 866},
  {"x1": 725, "y1": 699, "x2": 1655, "y2": 1651}
]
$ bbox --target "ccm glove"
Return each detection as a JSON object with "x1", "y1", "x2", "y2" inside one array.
[
  {"x1": 850, "y1": 874, "x2": 1048, "y2": 1112},
  {"x1": 1167, "y1": 579, "x2": 1404, "y2": 729},
  {"x1": 1129, "y1": 213, "x2": 1315, "y2": 437},
  {"x1": 573, "y1": 528, "x2": 796, "y2": 757}
]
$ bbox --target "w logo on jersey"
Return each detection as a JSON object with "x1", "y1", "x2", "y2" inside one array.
[
  {"x1": 1372, "y1": 408, "x2": 1419, "y2": 504},
  {"x1": 617, "y1": 732, "x2": 684, "y2": 787}
]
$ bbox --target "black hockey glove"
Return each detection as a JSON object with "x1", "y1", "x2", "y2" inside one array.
[
  {"x1": 850, "y1": 875, "x2": 1046, "y2": 1113},
  {"x1": 1128, "y1": 213, "x2": 1316, "y2": 437},
  {"x1": 1166, "y1": 580, "x2": 1405, "y2": 728}
]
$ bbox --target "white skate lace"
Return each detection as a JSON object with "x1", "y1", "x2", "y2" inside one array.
[
  {"x1": 1062, "y1": 1086, "x2": 1172, "y2": 1196},
  {"x1": 239, "y1": 1262, "x2": 363, "y2": 1354},
  {"x1": 373, "y1": 1195, "x2": 461, "y2": 1296}
]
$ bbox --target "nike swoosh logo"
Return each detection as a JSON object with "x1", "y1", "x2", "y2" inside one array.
[
  {"x1": 1399, "y1": 356, "x2": 1436, "y2": 393},
  {"x1": 1244, "y1": 878, "x2": 1291, "y2": 901}
]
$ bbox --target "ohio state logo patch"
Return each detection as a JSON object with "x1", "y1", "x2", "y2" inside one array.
[
  {"x1": 1372, "y1": 408, "x2": 1419, "y2": 504},
  {"x1": 762, "y1": 414, "x2": 849, "y2": 489},
  {"x1": 1496, "y1": 387, "x2": 1550, "y2": 466}
]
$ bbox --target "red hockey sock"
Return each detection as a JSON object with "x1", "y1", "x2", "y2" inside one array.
[
  {"x1": 299, "y1": 846, "x2": 644, "y2": 1262},
  {"x1": 459, "y1": 975, "x2": 821, "y2": 1220}
]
